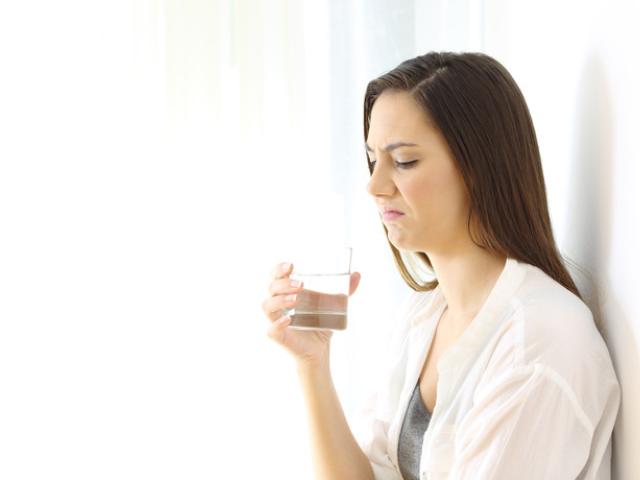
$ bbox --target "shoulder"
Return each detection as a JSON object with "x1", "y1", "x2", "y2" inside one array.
[
  {"x1": 388, "y1": 288, "x2": 439, "y2": 338},
  {"x1": 479, "y1": 264, "x2": 620, "y2": 432},
  {"x1": 510, "y1": 263, "x2": 611, "y2": 368},
  {"x1": 384, "y1": 288, "x2": 434, "y2": 354},
  {"x1": 513, "y1": 262, "x2": 592, "y2": 318},
  {"x1": 478, "y1": 261, "x2": 599, "y2": 369},
  {"x1": 404, "y1": 288, "x2": 438, "y2": 316},
  {"x1": 484, "y1": 262, "x2": 620, "y2": 420},
  {"x1": 378, "y1": 288, "x2": 440, "y2": 382}
]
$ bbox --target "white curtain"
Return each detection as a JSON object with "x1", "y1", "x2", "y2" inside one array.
[{"x1": 0, "y1": 1, "x2": 483, "y2": 478}]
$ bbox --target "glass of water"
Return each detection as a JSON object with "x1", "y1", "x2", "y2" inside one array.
[{"x1": 283, "y1": 246, "x2": 352, "y2": 331}]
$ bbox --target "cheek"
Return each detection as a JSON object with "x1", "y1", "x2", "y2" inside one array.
[
  {"x1": 403, "y1": 177, "x2": 434, "y2": 207},
  {"x1": 405, "y1": 170, "x2": 467, "y2": 219}
]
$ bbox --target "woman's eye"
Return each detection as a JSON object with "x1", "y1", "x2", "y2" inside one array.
[
  {"x1": 396, "y1": 160, "x2": 417, "y2": 169},
  {"x1": 368, "y1": 160, "x2": 417, "y2": 170}
]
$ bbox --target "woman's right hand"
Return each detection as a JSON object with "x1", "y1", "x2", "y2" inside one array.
[{"x1": 262, "y1": 261, "x2": 361, "y2": 368}]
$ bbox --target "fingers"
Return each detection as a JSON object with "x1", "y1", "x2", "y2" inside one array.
[
  {"x1": 262, "y1": 262, "x2": 305, "y2": 322},
  {"x1": 261, "y1": 291, "x2": 299, "y2": 322},
  {"x1": 349, "y1": 271, "x2": 361, "y2": 296},
  {"x1": 266, "y1": 313, "x2": 292, "y2": 341},
  {"x1": 268, "y1": 276, "x2": 304, "y2": 296},
  {"x1": 272, "y1": 261, "x2": 292, "y2": 280}
]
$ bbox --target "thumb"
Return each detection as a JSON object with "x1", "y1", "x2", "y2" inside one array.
[{"x1": 349, "y1": 271, "x2": 361, "y2": 296}]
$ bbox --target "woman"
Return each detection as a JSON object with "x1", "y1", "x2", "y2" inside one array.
[{"x1": 261, "y1": 51, "x2": 620, "y2": 479}]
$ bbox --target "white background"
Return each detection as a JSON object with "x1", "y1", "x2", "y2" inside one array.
[{"x1": 0, "y1": 1, "x2": 637, "y2": 479}]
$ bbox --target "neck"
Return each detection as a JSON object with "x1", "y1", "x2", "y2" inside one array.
[{"x1": 429, "y1": 251, "x2": 507, "y2": 332}]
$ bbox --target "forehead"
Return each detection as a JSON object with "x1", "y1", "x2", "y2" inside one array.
[{"x1": 367, "y1": 90, "x2": 434, "y2": 145}]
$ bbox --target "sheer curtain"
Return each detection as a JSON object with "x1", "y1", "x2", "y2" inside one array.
[{"x1": 0, "y1": 1, "x2": 482, "y2": 478}]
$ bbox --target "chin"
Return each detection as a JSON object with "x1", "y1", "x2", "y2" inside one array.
[{"x1": 388, "y1": 236, "x2": 410, "y2": 251}]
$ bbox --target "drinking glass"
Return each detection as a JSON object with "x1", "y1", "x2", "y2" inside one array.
[{"x1": 283, "y1": 246, "x2": 352, "y2": 331}]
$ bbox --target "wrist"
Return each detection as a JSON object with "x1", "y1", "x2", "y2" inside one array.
[{"x1": 296, "y1": 353, "x2": 330, "y2": 376}]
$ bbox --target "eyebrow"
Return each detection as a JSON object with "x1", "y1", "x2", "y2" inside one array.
[{"x1": 365, "y1": 141, "x2": 419, "y2": 153}]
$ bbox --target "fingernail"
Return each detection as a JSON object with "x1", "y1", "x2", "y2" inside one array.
[
  {"x1": 277, "y1": 315, "x2": 291, "y2": 326},
  {"x1": 281, "y1": 262, "x2": 291, "y2": 271}
]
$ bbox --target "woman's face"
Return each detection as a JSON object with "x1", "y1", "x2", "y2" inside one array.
[{"x1": 366, "y1": 89, "x2": 472, "y2": 255}]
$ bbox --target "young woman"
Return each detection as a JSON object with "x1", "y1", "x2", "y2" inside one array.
[{"x1": 261, "y1": 51, "x2": 620, "y2": 480}]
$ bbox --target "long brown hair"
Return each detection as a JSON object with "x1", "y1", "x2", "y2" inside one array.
[{"x1": 364, "y1": 51, "x2": 583, "y2": 301}]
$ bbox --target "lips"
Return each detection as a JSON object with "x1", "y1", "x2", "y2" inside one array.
[
  {"x1": 382, "y1": 211, "x2": 404, "y2": 221},
  {"x1": 379, "y1": 206, "x2": 404, "y2": 215}
]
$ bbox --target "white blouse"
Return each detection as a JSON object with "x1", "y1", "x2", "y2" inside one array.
[{"x1": 352, "y1": 257, "x2": 620, "y2": 480}]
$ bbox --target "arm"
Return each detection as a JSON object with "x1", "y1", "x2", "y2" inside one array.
[
  {"x1": 297, "y1": 354, "x2": 375, "y2": 480},
  {"x1": 447, "y1": 363, "x2": 618, "y2": 479},
  {"x1": 295, "y1": 290, "x2": 418, "y2": 480}
]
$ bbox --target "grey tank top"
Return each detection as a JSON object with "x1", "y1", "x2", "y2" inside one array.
[{"x1": 397, "y1": 381, "x2": 432, "y2": 480}]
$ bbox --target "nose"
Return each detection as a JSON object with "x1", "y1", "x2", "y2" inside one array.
[{"x1": 366, "y1": 160, "x2": 396, "y2": 198}]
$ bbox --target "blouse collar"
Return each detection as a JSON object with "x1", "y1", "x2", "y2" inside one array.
[
  {"x1": 409, "y1": 257, "x2": 526, "y2": 330},
  {"x1": 409, "y1": 257, "x2": 527, "y2": 375}
]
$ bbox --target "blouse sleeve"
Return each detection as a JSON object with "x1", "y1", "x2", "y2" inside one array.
[
  {"x1": 449, "y1": 363, "x2": 601, "y2": 479},
  {"x1": 354, "y1": 389, "x2": 402, "y2": 480},
  {"x1": 351, "y1": 291, "x2": 421, "y2": 480}
]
